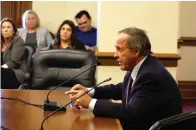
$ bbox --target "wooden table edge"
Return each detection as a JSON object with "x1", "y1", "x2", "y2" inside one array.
[{"x1": 116, "y1": 119, "x2": 123, "y2": 130}]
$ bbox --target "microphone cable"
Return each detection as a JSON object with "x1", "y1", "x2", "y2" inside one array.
[{"x1": 1, "y1": 97, "x2": 43, "y2": 108}]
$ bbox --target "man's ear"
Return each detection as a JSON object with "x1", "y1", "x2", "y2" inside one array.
[{"x1": 135, "y1": 49, "x2": 140, "y2": 56}]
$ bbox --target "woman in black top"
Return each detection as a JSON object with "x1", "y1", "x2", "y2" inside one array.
[
  {"x1": 51, "y1": 20, "x2": 86, "y2": 50},
  {"x1": 1, "y1": 18, "x2": 26, "y2": 89}
]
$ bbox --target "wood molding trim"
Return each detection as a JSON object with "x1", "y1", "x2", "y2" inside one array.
[
  {"x1": 178, "y1": 37, "x2": 196, "y2": 48},
  {"x1": 178, "y1": 81, "x2": 196, "y2": 100},
  {"x1": 96, "y1": 52, "x2": 181, "y2": 67}
]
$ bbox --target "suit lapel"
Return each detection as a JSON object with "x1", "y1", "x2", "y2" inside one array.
[
  {"x1": 122, "y1": 71, "x2": 131, "y2": 104},
  {"x1": 127, "y1": 55, "x2": 152, "y2": 103}
]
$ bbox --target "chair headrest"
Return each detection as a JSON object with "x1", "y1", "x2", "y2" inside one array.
[
  {"x1": 31, "y1": 49, "x2": 97, "y2": 89},
  {"x1": 33, "y1": 49, "x2": 96, "y2": 67}
]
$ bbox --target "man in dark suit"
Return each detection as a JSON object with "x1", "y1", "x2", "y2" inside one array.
[{"x1": 65, "y1": 27, "x2": 182, "y2": 130}]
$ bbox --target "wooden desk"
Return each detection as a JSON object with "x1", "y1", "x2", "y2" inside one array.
[{"x1": 1, "y1": 90, "x2": 122, "y2": 130}]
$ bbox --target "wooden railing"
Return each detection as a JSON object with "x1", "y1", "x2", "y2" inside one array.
[{"x1": 178, "y1": 37, "x2": 196, "y2": 48}]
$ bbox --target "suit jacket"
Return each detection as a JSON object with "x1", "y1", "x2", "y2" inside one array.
[
  {"x1": 18, "y1": 27, "x2": 53, "y2": 49},
  {"x1": 2, "y1": 35, "x2": 26, "y2": 83},
  {"x1": 93, "y1": 55, "x2": 182, "y2": 130}
]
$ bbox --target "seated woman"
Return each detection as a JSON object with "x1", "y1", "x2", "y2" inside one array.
[
  {"x1": 1, "y1": 18, "x2": 26, "y2": 89},
  {"x1": 51, "y1": 20, "x2": 86, "y2": 50},
  {"x1": 18, "y1": 10, "x2": 53, "y2": 50}
]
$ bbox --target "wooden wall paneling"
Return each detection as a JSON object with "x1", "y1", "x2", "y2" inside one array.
[
  {"x1": 1, "y1": 1, "x2": 32, "y2": 27},
  {"x1": 96, "y1": 52, "x2": 181, "y2": 67},
  {"x1": 178, "y1": 81, "x2": 196, "y2": 100}
]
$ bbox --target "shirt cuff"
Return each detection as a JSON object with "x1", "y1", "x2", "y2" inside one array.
[
  {"x1": 88, "y1": 98, "x2": 97, "y2": 112},
  {"x1": 87, "y1": 88, "x2": 95, "y2": 97},
  {"x1": 1, "y1": 64, "x2": 8, "y2": 68}
]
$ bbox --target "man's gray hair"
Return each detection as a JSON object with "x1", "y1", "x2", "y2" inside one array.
[
  {"x1": 22, "y1": 10, "x2": 40, "y2": 29},
  {"x1": 118, "y1": 27, "x2": 152, "y2": 56}
]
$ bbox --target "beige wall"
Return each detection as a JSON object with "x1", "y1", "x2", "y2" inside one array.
[
  {"x1": 179, "y1": 1, "x2": 196, "y2": 37},
  {"x1": 97, "y1": 1, "x2": 179, "y2": 83},
  {"x1": 177, "y1": 2, "x2": 196, "y2": 81},
  {"x1": 98, "y1": 1, "x2": 179, "y2": 53},
  {"x1": 177, "y1": 47, "x2": 196, "y2": 81},
  {"x1": 32, "y1": 1, "x2": 97, "y2": 33}
]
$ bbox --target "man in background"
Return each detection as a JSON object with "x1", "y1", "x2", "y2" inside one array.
[{"x1": 75, "y1": 10, "x2": 97, "y2": 52}]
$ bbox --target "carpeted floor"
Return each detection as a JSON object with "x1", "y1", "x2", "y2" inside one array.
[{"x1": 182, "y1": 100, "x2": 196, "y2": 112}]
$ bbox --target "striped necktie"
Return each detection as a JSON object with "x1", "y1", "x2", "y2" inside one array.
[{"x1": 126, "y1": 76, "x2": 133, "y2": 104}]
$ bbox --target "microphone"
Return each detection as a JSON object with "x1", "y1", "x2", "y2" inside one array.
[
  {"x1": 44, "y1": 64, "x2": 97, "y2": 111},
  {"x1": 39, "y1": 77, "x2": 111, "y2": 130}
]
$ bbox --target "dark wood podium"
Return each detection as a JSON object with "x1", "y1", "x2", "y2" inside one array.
[{"x1": 1, "y1": 90, "x2": 122, "y2": 130}]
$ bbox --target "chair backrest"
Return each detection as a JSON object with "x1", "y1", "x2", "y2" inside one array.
[
  {"x1": 25, "y1": 45, "x2": 36, "y2": 69},
  {"x1": 31, "y1": 49, "x2": 97, "y2": 90},
  {"x1": 149, "y1": 110, "x2": 196, "y2": 130},
  {"x1": 20, "y1": 45, "x2": 36, "y2": 74}
]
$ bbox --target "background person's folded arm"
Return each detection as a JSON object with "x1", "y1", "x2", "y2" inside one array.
[
  {"x1": 46, "y1": 28, "x2": 53, "y2": 47},
  {"x1": 1, "y1": 64, "x2": 8, "y2": 68},
  {"x1": 6, "y1": 37, "x2": 25, "y2": 69},
  {"x1": 84, "y1": 45, "x2": 100, "y2": 52}
]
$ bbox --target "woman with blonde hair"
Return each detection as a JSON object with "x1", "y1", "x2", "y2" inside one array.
[{"x1": 18, "y1": 10, "x2": 53, "y2": 50}]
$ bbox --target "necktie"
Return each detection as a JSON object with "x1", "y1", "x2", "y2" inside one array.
[{"x1": 126, "y1": 76, "x2": 133, "y2": 104}]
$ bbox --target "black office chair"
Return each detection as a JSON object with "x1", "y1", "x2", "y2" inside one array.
[
  {"x1": 26, "y1": 49, "x2": 97, "y2": 90},
  {"x1": 24, "y1": 45, "x2": 36, "y2": 72},
  {"x1": 19, "y1": 45, "x2": 35, "y2": 84},
  {"x1": 149, "y1": 110, "x2": 196, "y2": 130}
]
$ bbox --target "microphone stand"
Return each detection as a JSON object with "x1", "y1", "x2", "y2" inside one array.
[
  {"x1": 44, "y1": 64, "x2": 97, "y2": 111},
  {"x1": 39, "y1": 78, "x2": 111, "y2": 130}
]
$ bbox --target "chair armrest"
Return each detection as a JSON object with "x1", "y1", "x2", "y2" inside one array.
[{"x1": 18, "y1": 73, "x2": 31, "y2": 90}]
